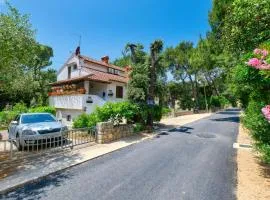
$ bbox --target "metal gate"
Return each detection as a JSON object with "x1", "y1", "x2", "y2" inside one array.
[{"x1": 0, "y1": 128, "x2": 97, "y2": 161}]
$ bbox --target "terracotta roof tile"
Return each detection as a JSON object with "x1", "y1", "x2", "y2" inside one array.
[
  {"x1": 79, "y1": 55, "x2": 125, "y2": 72},
  {"x1": 50, "y1": 70, "x2": 128, "y2": 86},
  {"x1": 86, "y1": 69, "x2": 128, "y2": 83}
]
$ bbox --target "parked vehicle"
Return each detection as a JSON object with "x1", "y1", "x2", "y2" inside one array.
[{"x1": 8, "y1": 113, "x2": 68, "y2": 150}]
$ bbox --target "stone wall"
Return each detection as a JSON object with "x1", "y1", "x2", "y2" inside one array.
[{"x1": 96, "y1": 122, "x2": 134, "y2": 144}]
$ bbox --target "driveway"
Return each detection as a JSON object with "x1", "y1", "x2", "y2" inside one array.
[{"x1": 1, "y1": 109, "x2": 240, "y2": 200}]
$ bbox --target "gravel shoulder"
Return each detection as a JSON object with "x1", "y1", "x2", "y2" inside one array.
[{"x1": 237, "y1": 124, "x2": 270, "y2": 200}]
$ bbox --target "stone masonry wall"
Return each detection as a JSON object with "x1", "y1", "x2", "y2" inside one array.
[{"x1": 96, "y1": 122, "x2": 134, "y2": 144}]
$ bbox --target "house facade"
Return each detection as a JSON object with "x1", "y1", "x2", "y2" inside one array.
[{"x1": 49, "y1": 47, "x2": 129, "y2": 125}]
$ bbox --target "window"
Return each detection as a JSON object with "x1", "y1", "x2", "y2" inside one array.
[
  {"x1": 21, "y1": 114, "x2": 56, "y2": 124},
  {"x1": 14, "y1": 115, "x2": 20, "y2": 123},
  {"x1": 114, "y1": 70, "x2": 119, "y2": 75},
  {"x1": 72, "y1": 64, "x2": 78, "y2": 71},
  {"x1": 108, "y1": 68, "x2": 114, "y2": 74},
  {"x1": 68, "y1": 66, "x2": 71, "y2": 79},
  {"x1": 116, "y1": 86, "x2": 123, "y2": 98},
  {"x1": 67, "y1": 115, "x2": 71, "y2": 121}
]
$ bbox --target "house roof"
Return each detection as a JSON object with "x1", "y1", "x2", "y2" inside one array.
[
  {"x1": 50, "y1": 69, "x2": 128, "y2": 86},
  {"x1": 79, "y1": 55, "x2": 126, "y2": 72},
  {"x1": 50, "y1": 74, "x2": 110, "y2": 86},
  {"x1": 88, "y1": 70, "x2": 128, "y2": 83}
]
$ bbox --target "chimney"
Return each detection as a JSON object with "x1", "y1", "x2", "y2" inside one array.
[
  {"x1": 101, "y1": 56, "x2": 109, "y2": 64},
  {"x1": 75, "y1": 46, "x2": 80, "y2": 56}
]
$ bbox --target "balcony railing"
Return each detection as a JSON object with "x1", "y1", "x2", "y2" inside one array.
[{"x1": 49, "y1": 94, "x2": 107, "y2": 110}]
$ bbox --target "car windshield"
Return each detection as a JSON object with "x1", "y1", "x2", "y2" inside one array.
[{"x1": 21, "y1": 114, "x2": 56, "y2": 124}]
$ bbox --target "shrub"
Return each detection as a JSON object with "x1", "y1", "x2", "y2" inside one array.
[
  {"x1": 243, "y1": 101, "x2": 270, "y2": 145},
  {"x1": 256, "y1": 143, "x2": 270, "y2": 164},
  {"x1": 152, "y1": 105, "x2": 163, "y2": 121},
  {"x1": 210, "y1": 96, "x2": 221, "y2": 108},
  {"x1": 73, "y1": 101, "x2": 164, "y2": 129},
  {"x1": 73, "y1": 113, "x2": 91, "y2": 128},
  {"x1": 28, "y1": 106, "x2": 56, "y2": 115},
  {"x1": 135, "y1": 104, "x2": 163, "y2": 124},
  {"x1": 162, "y1": 107, "x2": 171, "y2": 116},
  {"x1": 117, "y1": 101, "x2": 139, "y2": 122},
  {"x1": 95, "y1": 101, "x2": 139, "y2": 124},
  {"x1": 231, "y1": 43, "x2": 270, "y2": 163},
  {"x1": 12, "y1": 102, "x2": 28, "y2": 113},
  {"x1": 0, "y1": 102, "x2": 28, "y2": 125},
  {"x1": 0, "y1": 111, "x2": 17, "y2": 125},
  {"x1": 133, "y1": 123, "x2": 144, "y2": 133},
  {"x1": 209, "y1": 95, "x2": 230, "y2": 109},
  {"x1": 87, "y1": 113, "x2": 99, "y2": 128},
  {"x1": 95, "y1": 102, "x2": 115, "y2": 122},
  {"x1": 73, "y1": 101, "x2": 139, "y2": 128},
  {"x1": 242, "y1": 100, "x2": 270, "y2": 164}
]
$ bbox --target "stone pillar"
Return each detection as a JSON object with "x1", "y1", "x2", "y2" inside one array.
[{"x1": 96, "y1": 122, "x2": 113, "y2": 144}]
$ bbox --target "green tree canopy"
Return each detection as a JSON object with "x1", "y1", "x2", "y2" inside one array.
[
  {"x1": 0, "y1": 3, "x2": 55, "y2": 108},
  {"x1": 222, "y1": 0, "x2": 270, "y2": 53}
]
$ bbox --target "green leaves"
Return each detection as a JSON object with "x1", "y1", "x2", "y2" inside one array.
[
  {"x1": 0, "y1": 3, "x2": 55, "y2": 107},
  {"x1": 222, "y1": 0, "x2": 270, "y2": 53},
  {"x1": 73, "y1": 102, "x2": 140, "y2": 128}
]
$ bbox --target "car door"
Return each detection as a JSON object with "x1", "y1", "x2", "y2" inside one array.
[{"x1": 9, "y1": 115, "x2": 20, "y2": 139}]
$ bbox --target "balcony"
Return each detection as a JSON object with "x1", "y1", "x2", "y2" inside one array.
[
  {"x1": 49, "y1": 94, "x2": 107, "y2": 112},
  {"x1": 49, "y1": 94, "x2": 85, "y2": 110}
]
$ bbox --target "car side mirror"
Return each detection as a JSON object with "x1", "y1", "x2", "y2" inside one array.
[{"x1": 11, "y1": 120, "x2": 18, "y2": 125}]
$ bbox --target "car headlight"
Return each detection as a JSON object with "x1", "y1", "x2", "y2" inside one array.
[{"x1": 22, "y1": 129, "x2": 36, "y2": 135}]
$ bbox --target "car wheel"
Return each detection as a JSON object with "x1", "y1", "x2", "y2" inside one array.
[{"x1": 16, "y1": 133, "x2": 22, "y2": 151}]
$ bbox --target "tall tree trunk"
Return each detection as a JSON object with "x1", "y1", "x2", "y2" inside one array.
[
  {"x1": 127, "y1": 44, "x2": 137, "y2": 64},
  {"x1": 147, "y1": 55, "x2": 156, "y2": 127},
  {"x1": 187, "y1": 73, "x2": 198, "y2": 112},
  {"x1": 172, "y1": 97, "x2": 177, "y2": 117},
  {"x1": 194, "y1": 73, "x2": 199, "y2": 111},
  {"x1": 207, "y1": 72, "x2": 220, "y2": 96}
]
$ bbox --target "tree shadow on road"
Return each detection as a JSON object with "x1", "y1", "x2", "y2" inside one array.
[
  {"x1": 1, "y1": 170, "x2": 73, "y2": 200},
  {"x1": 211, "y1": 116, "x2": 240, "y2": 123},
  {"x1": 217, "y1": 111, "x2": 240, "y2": 115},
  {"x1": 169, "y1": 126, "x2": 194, "y2": 134}
]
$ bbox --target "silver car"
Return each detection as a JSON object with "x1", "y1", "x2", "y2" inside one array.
[{"x1": 8, "y1": 113, "x2": 68, "y2": 150}]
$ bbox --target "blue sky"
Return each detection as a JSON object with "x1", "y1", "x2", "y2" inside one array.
[{"x1": 1, "y1": 0, "x2": 212, "y2": 70}]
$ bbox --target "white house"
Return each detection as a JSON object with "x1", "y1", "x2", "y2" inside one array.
[{"x1": 49, "y1": 47, "x2": 130, "y2": 125}]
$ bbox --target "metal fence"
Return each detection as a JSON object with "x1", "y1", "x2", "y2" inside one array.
[{"x1": 0, "y1": 128, "x2": 97, "y2": 162}]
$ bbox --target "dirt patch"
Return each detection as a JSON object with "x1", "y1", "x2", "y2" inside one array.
[{"x1": 237, "y1": 124, "x2": 270, "y2": 200}]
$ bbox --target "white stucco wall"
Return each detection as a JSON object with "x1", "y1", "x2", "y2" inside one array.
[
  {"x1": 49, "y1": 95, "x2": 85, "y2": 110},
  {"x1": 106, "y1": 81, "x2": 127, "y2": 102},
  {"x1": 52, "y1": 94, "x2": 107, "y2": 126},
  {"x1": 57, "y1": 56, "x2": 92, "y2": 81},
  {"x1": 57, "y1": 55, "x2": 126, "y2": 82},
  {"x1": 82, "y1": 95, "x2": 106, "y2": 114},
  {"x1": 56, "y1": 109, "x2": 83, "y2": 127},
  {"x1": 88, "y1": 81, "x2": 108, "y2": 97}
]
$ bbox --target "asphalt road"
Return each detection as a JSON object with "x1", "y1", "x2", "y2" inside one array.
[{"x1": 1, "y1": 109, "x2": 240, "y2": 200}]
